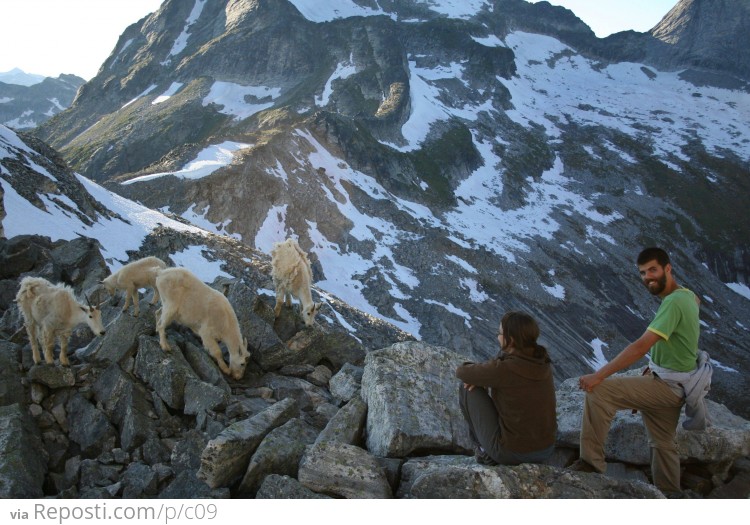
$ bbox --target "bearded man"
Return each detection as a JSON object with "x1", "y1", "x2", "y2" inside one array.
[{"x1": 569, "y1": 247, "x2": 711, "y2": 494}]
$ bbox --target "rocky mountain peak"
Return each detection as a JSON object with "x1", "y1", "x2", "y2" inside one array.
[{"x1": 649, "y1": 0, "x2": 750, "y2": 78}]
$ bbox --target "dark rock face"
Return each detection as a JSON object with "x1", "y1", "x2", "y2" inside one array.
[
  {"x1": 649, "y1": 0, "x2": 750, "y2": 79},
  {"x1": 0, "y1": 403, "x2": 47, "y2": 498}
]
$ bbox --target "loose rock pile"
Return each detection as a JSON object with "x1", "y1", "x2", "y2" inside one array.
[{"x1": 1, "y1": 235, "x2": 748, "y2": 499}]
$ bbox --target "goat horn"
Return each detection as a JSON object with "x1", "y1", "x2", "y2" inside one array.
[{"x1": 84, "y1": 293, "x2": 93, "y2": 309}]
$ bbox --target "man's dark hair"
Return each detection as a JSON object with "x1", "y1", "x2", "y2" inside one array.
[{"x1": 637, "y1": 247, "x2": 671, "y2": 267}]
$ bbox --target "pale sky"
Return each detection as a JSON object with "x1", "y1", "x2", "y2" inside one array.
[{"x1": 0, "y1": 0, "x2": 678, "y2": 81}]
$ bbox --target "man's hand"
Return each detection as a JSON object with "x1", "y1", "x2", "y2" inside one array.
[
  {"x1": 579, "y1": 373, "x2": 603, "y2": 393},
  {"x1": 463, "y1": 383, "x2": 475, "y2": 391}
]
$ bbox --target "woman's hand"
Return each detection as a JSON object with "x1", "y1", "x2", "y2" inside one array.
[{"x1": 463, "y1": 383, "x2": 475, "y2": 391}]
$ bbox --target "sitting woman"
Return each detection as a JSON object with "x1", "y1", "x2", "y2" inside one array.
[{"x1": 456, "y1": 311, "x2": 557, "y2": 465}]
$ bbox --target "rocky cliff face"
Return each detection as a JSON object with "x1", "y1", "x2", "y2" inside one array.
[
  {"x1": 0, "y1": 74, "x2": 85, "y2": 129},
  {"x1": 24, "y1": 0, "x2": 750, "y2": 420},
  {"x1": 650, "y1": 0, "x2": 750, "y2": 79}
]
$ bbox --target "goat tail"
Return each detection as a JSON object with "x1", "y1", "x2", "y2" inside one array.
[{"x1": 15, "y1": 277, "x2": 49, "y2": 316}]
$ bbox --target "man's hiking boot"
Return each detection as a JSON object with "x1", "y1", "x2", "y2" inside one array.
[
  {"x1": 567, "y1": 458, "x2": 597, "y2": 473},
  {"x1": 474, "y1": 446, "x2": 498, "y2": 466}
]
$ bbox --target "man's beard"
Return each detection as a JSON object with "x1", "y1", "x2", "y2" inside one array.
[{"x1": 644, "y1": 274, "x2": 667, "y2": 295}]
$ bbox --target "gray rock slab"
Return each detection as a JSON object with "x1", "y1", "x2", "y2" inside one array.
[
  {"x1": 263, "y1": 374, "x2": 332, "y2": 411},
  {"x1": 183, "y1": 341, "x2": 231, "y2": 394},
  {"x1": 198, "y1": 397, "x2": 298, "y2": 489},
  {"x1": 237, "y1": 417, "x2": 319, "y2": 497},
  {"x1": 158, "y1": 470, "x2": 230, "y2": 499},
  {"x1": 134, "y1": 335, "x2": 199, "y2": 410},
  {"x1": 66, "y1": 393, "x2": 117, "y2": 458},
  {"x1": 329, "y1": 363, "x2": 363, "y2": 404},
  {"x1": 0, "y1": 341, "x2": 24, "y2": 407},
  {"x1": 92, "y1": 363, "x2": 158, "y2": 451},
  {"x1": 314, "y1": 395, "x2": 367, "y2": 447},
  {"x1": 255, "y1": 474, "x2": 332, "y2": 499},
  {"x1": 361, "y1": 341, "x2": 474, "y2": 457},
  {"x1": 298, "y1": 441, "x2": 392, "y2": 498},
  {"x1": 27, "y1": 364, "x2": 75, "y2": 388},
  {"x1": 122, "y1": 462, "x2": 158, "y2": 498},
  {"x1": 171, "y1": 429, "x2": 208, "y2": 474},
  {"x1": 0, "y1": 403, "x2": 47, "y2": 497},
  {"x1": 397, "y1": 455, "x2": 664, "y2": 499},
  {"x1": 85, "y1": 302, "x2": 156, "y2": 364},
  {"x1": 184, "y1": 377, "x2": 230, "y2": 416}
]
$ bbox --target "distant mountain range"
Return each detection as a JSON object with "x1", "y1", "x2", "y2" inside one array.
[
  {"x1": 4, "y1": 0, "x2": 749, "y2": 415},
  {"x1": 0, "y1": 69, "x2": 85, "y2": 129},
  {"x1": 0, "y1": 68, "x2": 47, "y2": 87}
]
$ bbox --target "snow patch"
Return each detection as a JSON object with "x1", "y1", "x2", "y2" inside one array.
[
  {"x1": 152, "y1": 82, "x2": 184, "y2": 105},
  {"x1": 202, "y1": 81, "x2": 281, "y2": 120},
  {"x1": 587, "y1": 338, "x2": 609, "y2": 371},
  {"x1": 122, "y1": 141, "x2": 250, "y2": 184}
]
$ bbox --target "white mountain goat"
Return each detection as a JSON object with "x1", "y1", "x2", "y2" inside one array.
[
  {"x1": 154, "y1": 267, "x2": 250, "y2": 380},
  {"x1": 15, "y1": 276, "x2": 106, "y2": 366},
  {"x1": 101, "y1": 256, "x2": 168, "y2": 316},
  {"x1": 271, "y1": 238, "x2": 320, "y2": 326}
]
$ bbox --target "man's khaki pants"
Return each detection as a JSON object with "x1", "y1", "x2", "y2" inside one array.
[{"x1": 579, "y1": 373, "x2": 684, "y2": 493}]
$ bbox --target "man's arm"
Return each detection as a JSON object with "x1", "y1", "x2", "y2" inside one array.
[{"x1": 579, "y1": 330, "x2": 663, "y2": 392}]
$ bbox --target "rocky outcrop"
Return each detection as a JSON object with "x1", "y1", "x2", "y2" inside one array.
[{"x1": 0, "y1": 235, "x2": 748, "y2": 500}]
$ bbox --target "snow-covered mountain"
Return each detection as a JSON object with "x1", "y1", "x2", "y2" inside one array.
[
  {"x1": 0, "y1": 123, "x2": 221, "y2": 276},
  {"x1": 0, "y1": 72, "x2": 85, "y2": 129},
  {"x1": 22, "y1": 0, "x2": 750, "y2": 417}
]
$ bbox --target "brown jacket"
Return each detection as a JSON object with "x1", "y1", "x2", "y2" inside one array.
[{"x1": 456, "y1": 351, "x2": 557, "y2": 453}]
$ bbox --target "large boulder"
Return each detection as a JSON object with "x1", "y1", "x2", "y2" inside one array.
[
  {"x1": 0, "y1": 403, "x2": 47, "y2": 497},
  {"x1": 556, "y1": 377, "x2": 750, "y2": 465},
  {"x1": 0, "y1": 235, "x2": 56, "y2": 281},
  {"x1": 237, "y1": 417, "x2": 319, "y2": 497},
  {"x1": 360, "y1": 341, "x2": 474, "y2": 457},
  {"x1": 49, "y1": 236, "x2": 108, "y2": 293},
  {"x1": 198, "y1": 397, "x2": 298, "y2": 489},
  {"x1": 298, "y1": 441, "x2": 393, "y2": 498}
]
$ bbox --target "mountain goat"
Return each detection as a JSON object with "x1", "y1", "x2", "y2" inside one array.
[
  {"x1": 15, "y1": 276, "x2": 106, "y2": 366},
  {"x1": 155, "y1": 267, "x2": 250, "y2": 380},
  {"x1": 271, "y1": 238, "x2": 320, "y2": 326},
  {"x1": 101, "y1": 256, "x2": 168, "y2": 316}
]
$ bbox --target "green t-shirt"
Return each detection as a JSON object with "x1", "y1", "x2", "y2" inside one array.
[{"x1": 647, "y1": 288, "x2": 700, "y2": 372}]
